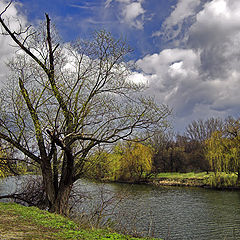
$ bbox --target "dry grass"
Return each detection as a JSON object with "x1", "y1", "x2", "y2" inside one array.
[{"x1": 0, "y1": 205, "x2": 59, "y2": 239}]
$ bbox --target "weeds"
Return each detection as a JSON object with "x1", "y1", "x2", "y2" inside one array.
[{"x1": 205, "y1": 172, "x2": 238, "y2": 188}]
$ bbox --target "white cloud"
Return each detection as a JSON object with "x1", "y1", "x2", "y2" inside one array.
[
  {"x1": 137, "y1": 0, "x2": 240, "y2": 131},
  {"x1": 137, "y1": 48, "x2": 200, "y2": 91},
  {"x1": 153, "y1": 0, "x2": 202, "y2": 40},
  {"x1": 136, "y1": 48, "x2": 201, "y2": 104},
  {"x1": 105, "y1": 0, "x2": 113, "y2": 8},
  {"x1": 189, "y1": 0, "x2": 240, "y2": 47},
  {"x1": 121, "y1": 1, "x2": 145, "y2": 29},
  {"x1": 105, "y1": 0, "x2": 145, "y2": 29},
  {"x1": 127, "y1": 72, "x2": 148, "y2": 85},
  {"x1": 0, "y1": 1, "x2": 27, "y2": 84},
  {"x1": 188, "y1": 0, "x2": 240, "y2": 78}
]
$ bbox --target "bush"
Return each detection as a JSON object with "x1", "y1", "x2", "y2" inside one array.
[{"x1": 206, "y1": 173, "x2": 238, "y2": 188}]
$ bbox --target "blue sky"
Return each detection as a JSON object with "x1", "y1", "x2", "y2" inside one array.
[
  {"x1": 17, "y1": 0, "x2": 176, "y2": 58},
  {"x1": 1, "y1": 0, "x2": 240, "y2": 132}
]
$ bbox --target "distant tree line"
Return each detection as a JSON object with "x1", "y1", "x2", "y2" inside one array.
[
  {"x1": 81, "y1": 116, "x2": 240, "y2": 183},
  {"x1": 151, "y1": 117, "x2": 224, "y2": 174},
  {"x1": 152, "y1": 116, "x2": 240, "y2": 180}
]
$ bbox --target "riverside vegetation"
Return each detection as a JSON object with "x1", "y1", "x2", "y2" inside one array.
[
  {"x1": 80, "y1": 117, "x2": 240, "y2": 189},
  {"x1": 0, "y1": 202, "x2": 158, "y2": 240},
  {"x1": 147, "y1": 172, "x2": 240, "y2": 189}
]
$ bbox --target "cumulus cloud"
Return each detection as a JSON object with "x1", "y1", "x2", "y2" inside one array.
[
  {"x1": 105, "y1": 0, "x2": 145, "y2": 29},
  {"x1": 0, "y1": 1, "x2": 27, "y2": 84},
  {"x1": 1, "y1": 0, "x2": 240, "y2": 132},
  {"x1": 137, "y1": 0, "x2": 240, "y2": 130},
  {"x1": 136, "y1": 48, "x2": 202, "y2": 116},
  {"x1": 127, "y1": 71, "x2": 149, "y2": 85},
  {"x1": 188, "y1": 0, "x2": 240, "y2": 79}
]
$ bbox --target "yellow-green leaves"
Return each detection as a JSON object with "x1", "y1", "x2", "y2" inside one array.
[
  {"x1": 205, "y1": 130, "x2": 240, "y2": 174},
  {"x1": 84, "y1": 142, "x2": 153, "y2": 181}
]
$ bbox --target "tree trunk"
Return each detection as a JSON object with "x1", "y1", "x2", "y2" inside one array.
[
  {"x1": 170, "y1": 150, "x2": 173, "y2": 172},
  {"x1": 41, "y1": 163, "x2": 55, "y2": 209},
  {"x1": 49, "y1": 184, "x2": 73, "y2": 215}
]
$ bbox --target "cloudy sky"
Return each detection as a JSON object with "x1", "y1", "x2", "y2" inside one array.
[{"x1": 1, "y1": 0, "x2": 240, "y2": 132}]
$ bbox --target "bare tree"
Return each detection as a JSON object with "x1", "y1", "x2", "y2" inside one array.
[
  {"x1": 0, "y1": 3, "x2": 170, "y2": 214},
  {"x1": 185, "y1": 117, "x2": 224, "y2": 142},
  {"x1": 184, "y1": 117, "x2": 224, "y2": 172}
]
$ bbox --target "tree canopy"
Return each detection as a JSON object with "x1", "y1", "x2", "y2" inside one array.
[{"x1": 205, "y1": 118, "x2": 240, "y2": 181}]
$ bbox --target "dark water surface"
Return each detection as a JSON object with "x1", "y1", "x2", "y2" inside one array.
[{"x1": 1, "y1": 177, "x2": 240, "y2": 240}]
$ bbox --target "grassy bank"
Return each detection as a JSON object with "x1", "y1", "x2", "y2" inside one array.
[
  {"x1": 0, "y1": 202, "x2": 157, "y2": 240},
  {"x1": 147, "y1": 172, "x2": 240, "y2": 189}
]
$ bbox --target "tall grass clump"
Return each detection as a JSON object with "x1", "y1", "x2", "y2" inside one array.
[{"x1": 206, "y1": 173, "x2": 238, "y2": 188}]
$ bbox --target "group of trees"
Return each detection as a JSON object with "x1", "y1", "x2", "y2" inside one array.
[
  {"x1": 80, "y1": 116, "x2": 240, "y2": 184},
  {"x1": 84, "y1": 141, "x2": 153, "y2": 181},
  {"x1": 151, "y1": 117, "x2": 240, "y2": 182},
  {"x1": 151, "y1": 118, "x2": 223, "y2": 173}
]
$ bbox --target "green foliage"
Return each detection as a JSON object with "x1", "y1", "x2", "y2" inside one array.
[
  {"x1": 116, "y1": 142, "x2": 153, "y2": 181},
  {"x1": 0, "y1": 161, "x2": 7, "y2": 178},
  {"x1": 0, "y1": 149, "x2": 10, "y2": 177},
  {"x1": 0, "y1": 152, "x2": 26, "y2": 178},
  {"x1": 84, "y1": 150, "x2": 112, "y2": 180},
  {"x1": 84, "y1": 142, "x2": 153, "y2": 181},
  {"x1": 205, "y1": 131, "x2": 226, "y2": 173},
  {"x1": 0, "y1": 147, "x2": 29, "y2": 178},
  {"x1": 155, "y1": 172, "x2": 208, "y2": 179},
  {"x1": 205, "y1": 172, "x2": 238, "y2": 188},
  {"x1": 205, "y1": 128, "x2": 240, "y2": 182}
]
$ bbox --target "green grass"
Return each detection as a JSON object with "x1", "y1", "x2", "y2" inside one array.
[
  {"x1": 0, "y1": 202, "x2": 158, "y2": 240},
  {"x1": 154, "y1": 172, "x2": 208, "y2": 179},
  {"x1": 152, "y1": 172, "x2": 239, "y2": 188}
]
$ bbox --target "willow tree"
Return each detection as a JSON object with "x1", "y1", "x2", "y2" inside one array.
[
  {"x1": 205, "y1": 126, "x2": 240, "y2": 182},
  {"x1": 0, "y1": 4, "x2": 170, "y2": 214},
  {"x1": 205, "y1": 131, "x2": 226, "y2": 173},
  {"x1": 117, "y1": 142, "x2": 153, "y2": 181}
]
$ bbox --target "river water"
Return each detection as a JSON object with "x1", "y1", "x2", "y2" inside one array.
[{"x1": 1, "y1": 177, "x2": 240, "y2": 240}]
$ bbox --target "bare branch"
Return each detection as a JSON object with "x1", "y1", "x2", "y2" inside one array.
[
  {"x1": 0, "y1": 132, "x2": 41, "y2": 163},
  {"x1": 0, "y1": 1, "x2": 12, "y2": 17}
]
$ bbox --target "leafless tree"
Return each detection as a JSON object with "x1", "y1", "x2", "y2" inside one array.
[
  {"x1": 185, "y1": 117, "x2": 224, "y2": 142},
  {"x1": 0, "y1": 2, "x2": 170, "y2": 214}
]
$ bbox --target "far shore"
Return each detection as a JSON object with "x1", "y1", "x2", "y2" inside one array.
[{"x1": 99, "y1": 172, "x2": 240, "y2": 191}]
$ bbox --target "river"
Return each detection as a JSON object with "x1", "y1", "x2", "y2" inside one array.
[{"x1": 0, "y1": 176, "x2": 240, "y2": 240}]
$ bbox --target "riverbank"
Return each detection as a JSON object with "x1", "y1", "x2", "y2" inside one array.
[
  {"x1": 144, "y1": 172, "x2": 207, "y2": 188},
  {"x1": 144, "y1": 172, "x2": 240, "y2": 190},
  {"x1": 102, "y1": 172, "x2": 240, "y2": 190},
  {"x1": 0, "y1": 202, "x2": 157, "y2": 240}
]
